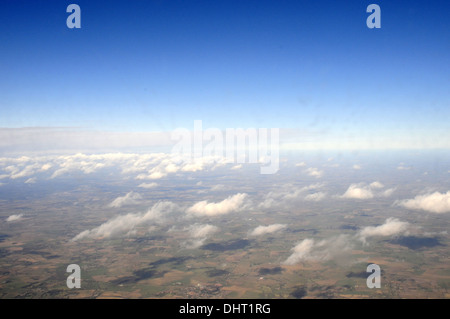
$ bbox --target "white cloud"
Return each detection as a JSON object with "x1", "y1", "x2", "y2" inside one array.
[
  {"x1": 282, "y1": 238, "x2": 315, "y2": 265},
  {"x1": 138, "y1": 182, "x2": 158, "y2": 189},
  {"x1": 182, "y1": 224, "x2": 219, "y2": 249},
  {"x1": 250, "y1": 224, "x2": 287, "y2": 237},
  {"x1": 381, "y1": 188, "x2": 396, "y2": 197},
  {"x1": 231, "y1": 164, "x2": 242, "y2": 170},
  {"x1": 25, "y1": 177, "x2": 36, "y2": 184},
  {"x1": 304, "y1": 192, "x2": 326, "y2": 202},
  {"x1": 188, "y1": 224, "x2": 219, "y2": 238},
  {"x1": 71, "y1": 201, "x2": 177, "y2": 241},
  {"x1": 341, "y1": 184, "x2": 374, "y2": 199},
  {"x1": 358, "y1": 218, "x2": 410, "y2": 244},
  {"x1": 210, "y1": 184, "x2": 226, "y2": 191},
  {"x1": 182, "y1": 238, "x2": 206, "y2": 249},
  {"x1": 370, "y1": 181, "x2": 384, "y2": 189},
  {"x1": 396, "y1": 191, "x2": 450, "y2": 214},
  {"x1": 282, "y1": 235, "x2": 352, "y2": 265},
  {"x1": 295, "y1": 162, "x2": 306, "y2": 167},
  {"x1": 108, "y1": 192, "x2": 142, "y2": 208},
  {"x1": 257, "y1": 183, "x2": 325, "y2": 210},
  {"x1": 305, "y1": 167, "x2": 323, "y2": 178},
  {"x1": 340, "y1": 181, "x2": 394, "y2": 199},
  {"x1": 187, "y1": 193, "x2": 248, "y2": 217},
  {"x1": 6, "y1": 214, "x2": 23, "y2": 222},
  {"x1": 41, "y1": 164, "x2": 52, "y2": 171},
  {"x1": 353, "y1": 164, "x2": 361, "y2": 170},
  {"x1": 0, "y1": 153, "x2": 241, "y2": 184}
]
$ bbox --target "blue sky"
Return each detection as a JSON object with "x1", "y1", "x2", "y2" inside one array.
[{"x1": 0, "y1": 0, "x2": 449, "y2": 149}]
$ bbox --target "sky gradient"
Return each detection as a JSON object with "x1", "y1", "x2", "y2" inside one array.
[{"x1": 1, "y1": 0, "x2": 449, "y2": 149}]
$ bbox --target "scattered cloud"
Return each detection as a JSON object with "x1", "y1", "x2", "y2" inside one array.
[
  {"x1": 353, "y1": 164, "x2": 361, "y2": 170},
  {"x1": 370, "y1": 181, "x2": 384, "y2": 189},
  {"x1": 340, "y1": 181, "x2": 394, "y2": 199},
  {"x1": 282, "y1": 235, "x2": 352, "y2": 265},
  {"x1": 258, "y1": 183, "x2": 325, "y2": 210},
  {"x1": 138, "y1": 182, "x2": 158, "y2": 189},
  {"x1": 108, "y1": 192, "x2": 142, "y2": 208},
  {"x1": 305, "y1": 167, "x2": 323, "y2": 178},
  {"x1": 304, "y1": 192, "x2": 326, "y2": 202},
  {"x1": 341, "y1": 183, "x2": 374, "y2": 199},
  {"x1": 358, "y1": 218, "x2": 410, "y2": 244},
  {"x1": 6, "y1": 214, "x2": 23, "y2": 222},
  {"x1": 250, "y1": 224, "x2": 287, "y2": 237},
  {"x1": 282, "y1": 238, "x2": 314, "y2": 265},
  {"x1": 0, "y1": 153, "x2": 236, "y2": 184},
  {"x1": 396, "y1": 191, "x2": 450, "y2": 214},
  {"x1": 295, "y1": 162, "x2": 306, "y2": 167},
  {"x1": 188, "y1": 224, "x2": 220, "y2": 238},
  {"x1": 187, "y1": 193, "x2": 248, "y2": 217},
  {"x1": 71, "y1": 201, "x2": 177, "y2": 241},
  {"x1": 183, "y1": 224, "x2": 219, "y2": 249}
]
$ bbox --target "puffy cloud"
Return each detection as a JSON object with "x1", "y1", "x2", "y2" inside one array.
[
  {"x1": 353, "y1": 164, "x2": 361, "y2": 170},
  {"x1": 358, "y1": 218, "x2": 410, "y2": 244},
  {"x1": 295, "y1": 162, "x2": 306, "y2": 167},
  {"x1": 396, "y1": 191, "x2": 450, "y2": 214},
  {"x1": 340, "y1": 181, "x2": 394, "y2": 199},
  {"x1": 6, "y1": 214, "x2": 23, "y2": 222},
  {"x1": 0, "y1": 152, "x2": 241, "y2": 184},
  {"x1": 187, "y1": 193, "x2": 248, "y2": 217},
  {"x1": 41, "y1": 164, "x2": 52, "y2": 171},
  {"x1": 282, "y1": 238, "x2": 314, "y2": 265},
  {"x1": 305, "y1": 167, "x2": 323, "y2": 178},
  {"x1": 282, "y1": 235, "x2": 352, "y2": 265},
  {"x1": 108, "y1": 192, "x2": 142, "y2": 208},
  {"x1": 304, "y1": 192, "x2": 326, "y2": 202},
  {"x1": 381, "y1": 187, "x2": 396, "y2": 197},
  {"x1": 71, "y1": 201, "x2": 177, "y2": 241},
  {"x1": 341, "y1": 184, "x2": 374, "y2": 199},
  {"x1": 370, "y1": 181, "x2": 384, "y2": 189},
  {"x1": 188, "y1": 224, "x2": 219, "y2": 238},
  {"x1": 138, "y1": 182, "x2": 158, "y2": 189},
  {"x1": 181, "y1": 224, "x2": 219, "y2": 249},
  {"x1": 250, "y1": 224, "x2": 287, "y2": 237},
  {"x1": 257, "y1": 183, "x2": 325, "y2": 210}
]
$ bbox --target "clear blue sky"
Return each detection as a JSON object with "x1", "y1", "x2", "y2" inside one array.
[{"x1": 1, "y1": 0, "x2": 449, "y2": 146}]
